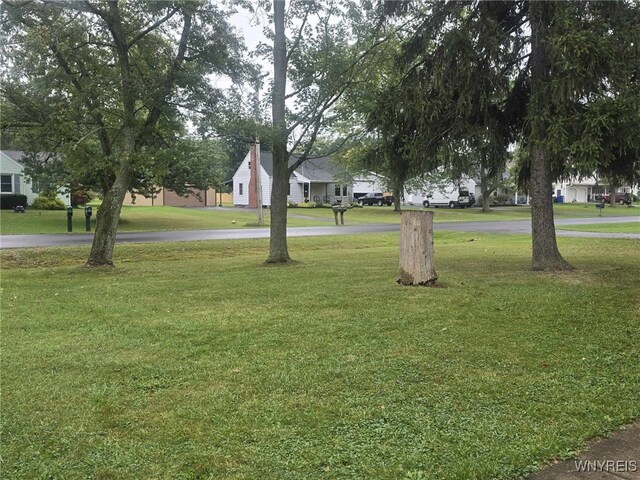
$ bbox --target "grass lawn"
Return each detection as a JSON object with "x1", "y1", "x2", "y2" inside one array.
[
  {"x1": 290, "y1": 203, "x2": 640, "y2": 225},
  {"x1": 0, "y1": 207, "x2": 276, "y2": 235},
  {"x1": 1, "y1": 203, "x2": 638, "y2": 235},
  {"x1": 556, "y1": 221, "x2": 640, "y2": 234},
  {"x1": 2, "y1": 233, "x2": 639, "y2": 479}
]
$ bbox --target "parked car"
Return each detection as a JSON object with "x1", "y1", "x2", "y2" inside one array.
[
  {"x1": 601, "y1": 193, "x2": 632, "y2": 205},
  {"x1": 358, "y1": 192, "x2": 394, "y2": 206}
]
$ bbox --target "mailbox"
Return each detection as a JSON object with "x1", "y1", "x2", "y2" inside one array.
[
  {"x1": 66, "y1": 206, "x2": 73, "y2": 232},
  {"x1": 332, "y1": 205, "x2": 347, "y2": 225},
  {"x1": 84, "y1": 206, "x2": 93, "y2": 232}
]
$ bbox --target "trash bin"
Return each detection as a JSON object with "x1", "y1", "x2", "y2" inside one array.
[{"x1": 555, "y1": 195, "x2": 564, "y2": 203}]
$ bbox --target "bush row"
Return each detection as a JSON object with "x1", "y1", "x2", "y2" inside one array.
[
  {"x1": 0, "y1": 194, "x2": 68, "y2": 210},
  {"x1": 0, "y1": 194, "x2": 28, "y2": 209}
]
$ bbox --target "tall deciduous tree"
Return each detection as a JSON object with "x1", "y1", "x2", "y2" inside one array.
[
  {"x1": 267, "y1": 0, "x2": 397, "y2": 262},
  {"x1": 1, "y1": 0, "x2": 244, "y2": 266}
]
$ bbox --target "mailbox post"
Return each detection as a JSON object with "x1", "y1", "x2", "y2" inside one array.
[
  {"x1": 66, "y1": 206, "x2": 73, "y2": 232},
  {"x1": 596, "y1": 201, "x2": 605, "y2": 216},
  {"x1": 84, "y1": 206, "x2": 93, "y2": 232},
  {"x1": 332, "y1": 205, "x2": 347, "y2": 225}
]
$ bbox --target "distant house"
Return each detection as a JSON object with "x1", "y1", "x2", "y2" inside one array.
[
  {"x1": 0, "y1": 150, "x2": 68, "y2": 205},
  {"x1": 232, "y1": 145, "x2": 355, "y2": 206},
  {"x1": 123, "y1": 187, "x2": 231, "y2": 207},
  {"x1": 553, "y1": 177, "x2": 636, "y2": 203}
]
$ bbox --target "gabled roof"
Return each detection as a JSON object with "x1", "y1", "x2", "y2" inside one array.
[
  {"x1": 258, "y1": 150, "x2": 339, "y2": 182},
  {"x1": 1, "y1": 150, "x2": 52, "y2": 166}
]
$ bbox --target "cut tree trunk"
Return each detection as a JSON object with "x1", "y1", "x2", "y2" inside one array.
[{"x1": 397, "y1": 210, "x2": 437, "y2": 286}]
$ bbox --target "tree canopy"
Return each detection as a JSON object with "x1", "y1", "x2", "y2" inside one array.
[{"x1": 1, "y1": 0, "x2": 247, "y2": 265}]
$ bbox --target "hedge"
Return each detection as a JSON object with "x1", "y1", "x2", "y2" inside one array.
[{"x1": 0, "y1": 194, "x2": 28, "y2": 209}]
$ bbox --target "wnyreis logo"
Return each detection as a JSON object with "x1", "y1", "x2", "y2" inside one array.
[{"x1": 574, "y1": 460, "x2": 637, "y2": 473}]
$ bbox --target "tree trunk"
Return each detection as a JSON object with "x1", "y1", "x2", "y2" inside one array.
[
  {"x1": 397, "y1": 211, "x2": 437, "y2": 286},
  {"x1": 481, "y1": 190, "x2": 491, "y2": 212},
  {"x1": 86, "y1": 158, "x2": 134, "y2": 267},
  {"x1": 529, "y1": 2, "x2": 572, "y2": 271},
  {"x1": 393, "y1": 186, "x2": 402, "y2": 212},
  {"x1": 608, "y1": 180, "x2": 618, "y2": 208},
  {"x1": 266, "y1": 0, "x2": 291, "y2": 263},
  {"x1": 480, "y1": 165, "x2": 493, "y2": 213}
]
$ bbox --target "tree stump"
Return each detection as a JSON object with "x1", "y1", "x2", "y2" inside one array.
[{"x1": 397, "y1": 210, "x2": 438, "y2": 286}]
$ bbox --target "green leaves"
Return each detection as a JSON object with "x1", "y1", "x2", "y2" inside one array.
[{"x1": 1, "y1": 0, "x2": 247, "y2": 195}]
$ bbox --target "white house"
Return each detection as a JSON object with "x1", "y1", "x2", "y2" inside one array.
[
  {"x1": 553, "y1": 176, "x2": 636, "y2": 203},
  {"x1": 0, "y1": 150, "x2": 68, "y2": 205},
  {"x1": 233, "y1": 145, "x2": 355, "y2": 206}
]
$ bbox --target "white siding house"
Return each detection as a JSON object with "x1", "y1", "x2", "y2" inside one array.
[
  {"x1": 233, "y1": 150, "x2": 252, "y2": 206},
  {"x1": 553, "y1": 177, "x2": 636, "y2": 203},
  {"x1": 1, "y1": 150, "x2": 68, "y2": 206},
  {"x1": 232, "y1": 146, "x2": 350, "y2": 206}
]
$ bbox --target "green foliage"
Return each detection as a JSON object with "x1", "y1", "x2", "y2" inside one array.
[
  {"x1": 1, "y1": 1, "x2": 247, "y2": 195},
  {"x1": 31, "y1": 195, "x2": 65, "y2": 210},
  {"x1": 19, "y1": 153, "x2": 67, "y2": 197},
  {"x1": 150, "y1": 138, "x2": 230, "y2": 197},
  {"x1": 0, "y1": 194, "x2": 27, "y2": 209}
]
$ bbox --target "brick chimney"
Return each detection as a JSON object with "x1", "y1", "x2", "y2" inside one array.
[{"x1": 248, "y1": 143, "x2": 257, "y2": 208}]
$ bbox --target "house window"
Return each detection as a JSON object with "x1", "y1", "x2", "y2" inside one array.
[
  {"x1": 248, "y1": 161, "x2": 251, "y2": 169},
  {"x1": 239, "y1": 183, "x2": 243, "y2": 195},
  {"x1": 287, "y1": 183, "x2": 291, "y2": 195},
  {"x1": 1, "y1": 175, "x2": 12, "y2": 193},
  {"x1": 342, "y1": 185, "x2": 348, "y2": 196},
  {"x1": 335, "y1": 184, "x2": 341, "y2": 196},
  {"x1": 31, "y1": 179, "x2": 40, "y2": 194}
]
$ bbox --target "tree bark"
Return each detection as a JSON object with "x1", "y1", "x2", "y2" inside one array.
[
  {"x1": 266, "y1": 0, "x2": 291, "y2": 263},
  {"x1": 393, "y1": 186, "x2": 402, "y2": 212},
  {"x1": 528, "y1": 1, "x2": 572, "y2": 271},
  {"x1": 397, "y1": 211, "x2": 437, "y2": 286},
  {"x1": 86, "y1": 155, "x2": 134, "y2": 266},
  {"x1": 608, "y1": 179, "x2": 618, "y2": 208},
  {"x1": 480, "y1": 165, "x2": 492, "y2": 213}
]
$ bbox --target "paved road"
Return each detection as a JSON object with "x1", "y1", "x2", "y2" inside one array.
[{"x1": 1, "y1": 216, "x2": 637, "y2": 249}]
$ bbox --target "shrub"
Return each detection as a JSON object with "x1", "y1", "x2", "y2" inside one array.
[
  {"x1": 287, "y1": 201, "x2": 299, "y2": 208},
  {"x1": 32, "y1": 195, "x2": 66, "y2": 210},
  {"x1": 491, "y1": 194, "x2": 513, "y2": 206},
  {"x1": 297, "y1": 202, "x2": 317, "y2": 208},
  {"x1": 0, "y1": 194, "x2": 28, "y2": 209},
  {"x1": 71, "y1": 188, "x2": 94, "y2": 207}
]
